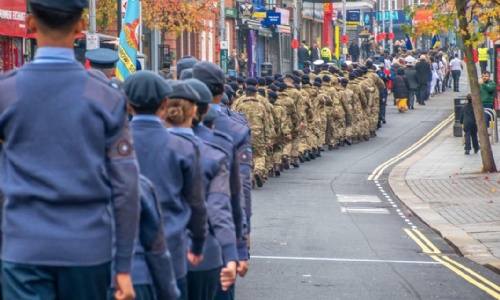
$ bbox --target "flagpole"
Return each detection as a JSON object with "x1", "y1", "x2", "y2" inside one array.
[{"x1": 139, "y1": 0, "x2": 143, "y2": 53}]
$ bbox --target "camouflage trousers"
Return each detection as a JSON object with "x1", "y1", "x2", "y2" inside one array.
[
  {"x1": 370, "y1": 105, "x2": 380, "y2": 132},
  {"x1": 333, "y1": 119, "x2": 346, "y2": 144},
  {"x1": 273, "y1": 138, "x2": 287, "y2": 164},
  {"x1": 265, "y1": 146, "x2": 274, "y2": 172},
  {"x1": 253, "y1": 145, "x2": 267, "y2": 177}
]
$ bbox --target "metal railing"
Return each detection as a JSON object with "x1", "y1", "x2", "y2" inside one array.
[{"x1": 484, "y1": 108, "x2": 498, "y2": 144}]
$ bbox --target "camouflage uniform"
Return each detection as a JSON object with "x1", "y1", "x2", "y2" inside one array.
[
  {"x1": 366, "y1": 69, "x2": 386, "y2": 132},
  {"x1": 286, "y1": 83, "x2": 306, "y2": 162},
  {"x1": 358, "y1": 75, "x2": 376, "y2": 135},
  {"x1": 335, "y1": 84, "x2": 352, "y2": 144},
  {"x1": 302, "y1": 84, "x2": 321, "y2": 150},
  {"x1": 234, "y1": 94, "x2": 270, "y2": 180},
  {"x1": 314, "y1": 87, "x2": 329, "y2": 147},
  {"x1": 342, "y1": 84, "x2": 359, "y2": 142},
  {"x1": 349, "y1": 78, "x2": 370, "y2": 140},
  {"x1": 272, "y1": 97, "x2": 292, "y2": 170},
  {"x1": 321, "y1": 82, "x2": 340, "y2": 147},
  {"x1": 278, "y1": 90, "x2": 298, "y2": 166}
]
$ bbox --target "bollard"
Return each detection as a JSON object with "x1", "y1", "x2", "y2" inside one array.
[{"x1": 453, "y1": 96, "x2": 468, "y2": 137}]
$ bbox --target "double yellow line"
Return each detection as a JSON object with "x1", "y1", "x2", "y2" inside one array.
[
  {"x1": 368, "y1": 114, "x2": 454, "y2": 181},
  {"x1": 405, "y1": 228, "x2": 500, "y2": 299}
]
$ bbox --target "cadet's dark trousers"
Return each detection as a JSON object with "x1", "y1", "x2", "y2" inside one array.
[
  {"x1": 2, "y1": 261, "x2": 110, "y2": 300},
  {"x1": 452, "y1": 70, "x2": 461, "y2": 91},
  {"x1": 464, "y1": 130, "x2": 479, "y2": 151},
  {"x1": 177, "y1": 276, "x2": 189, "y2": 300},
  {"x1": 214, "y1": 284, "x2": 235, "y2": 300},
  {"x1": 187, "y1": 268, "x2": 220, "y2": 300},
  {"x1": 109, "y1": 285, "x2": 155, "y2": 300},
  {"x1": 408, "y1": 89, "x2": 417, "y2": 108}
]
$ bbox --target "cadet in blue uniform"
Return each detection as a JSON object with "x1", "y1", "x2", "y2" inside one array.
[
  {"x1": 177, "y1": 56, "x2": 199, "y2": 79},
  {"x1": 0, "y1": 1, "x2": 140, "y2": 299},
  {"x1": 124, "y1": 71, "x2": 208, "y2": 300},
  {"x1": 85, "y1": 48, "x2": 119, "y2": 80},
  {"x1": 192, "y1": 61, "x2": 252, "y2": 300},
  {"x1": 187, "y1": 80, "x2": 249, "y2": 277},
  {"x1": 164, "y1": 81, "x2": 239, "y2": 299}
]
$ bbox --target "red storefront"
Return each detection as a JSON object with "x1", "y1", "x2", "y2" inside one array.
[{"x1": 0, "y1": 0, "x2": 27, "y2": 72}]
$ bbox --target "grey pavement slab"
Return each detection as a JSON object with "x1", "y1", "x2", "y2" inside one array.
[{"x1": 390, "y1": 119, "x2": 500, "y2": 272}]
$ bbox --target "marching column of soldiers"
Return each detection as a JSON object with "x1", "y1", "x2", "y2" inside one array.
[
  {"x1": 227, "y1": 60, "x2": 387, "y2": 188},
  {"x1": 0, "y1": 1, "x2": 389, "y2": 298}
]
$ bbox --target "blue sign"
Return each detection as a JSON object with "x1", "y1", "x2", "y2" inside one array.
[
  {"x1": 262, "y1": 12, "x2": 281, "y2": 26},
  {"x1": 338, "y1": 10, "x2": 361, "y2": 23},
  {"x1": 363, "y1": 10, "x2": 409, "y2": 25}
]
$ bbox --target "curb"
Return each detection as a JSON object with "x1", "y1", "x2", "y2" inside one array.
[{"x1": 388, "y1": 123, "x2": 500, "y2": 274}]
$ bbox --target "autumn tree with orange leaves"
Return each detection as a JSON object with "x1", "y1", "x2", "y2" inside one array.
[
  {"x1": 141, "y1": 0, "x2": 217, "y2": 36},
  {"x1": 96, "y1": 0, "x2": 117, "y2": 34},
  {"x1": 406, "y1": 0, "x2": 500, "y2": 173}
]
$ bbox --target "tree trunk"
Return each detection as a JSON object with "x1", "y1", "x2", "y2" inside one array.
[
  {"x1": 102, "y1": 13, "x2": 109, "y2": 34},
  {"x1": 456, "y1": 0, "x2": 497, "y2": 173}
]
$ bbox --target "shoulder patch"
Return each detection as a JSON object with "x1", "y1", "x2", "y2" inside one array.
[{"x1": 117, "y1": 140, "x2": 133, "y2": 156}]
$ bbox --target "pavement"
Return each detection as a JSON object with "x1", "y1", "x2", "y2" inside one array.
[{"x1": 390, "y1": 112, "x2": 500, "y2": 273}]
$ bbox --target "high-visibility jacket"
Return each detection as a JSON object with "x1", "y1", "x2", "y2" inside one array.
[
  {"x1": 304, "y1": 45, "x2": 311, "y2": 56},
  {"x1": 478, "y1": 48, "x2": 489, "y2": 62},
  {"x1": 320, "y1": 47, "x2": 332, "y2": 61}
]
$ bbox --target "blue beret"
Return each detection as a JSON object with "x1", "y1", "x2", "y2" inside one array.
[
  {"x1": 313, "y1": 81, "x2": 321, "y2": 87},
  {"x1": 292, "y1": 70, "x2": 301, "y2": 77},
  {"x1": 360, "y1": 66, "x2": 368, "y2": 71},
  {"x1": 302, "y1": 74, "x2": 310, "y2": 80},
  {"x1": 303, "y1": 68, "x2": 311, "y2": 74},
  {"x1": 265, "y1": 76, "x2": 274, "y2": 85},
  {"x1": 193, "y1": 62, "x2": 226, "y2": 85},
  {"x1": 246, "y1": 86, "x2": 258, "y2": 93},
  {"x1": 277, "y1": 77, "x2": 284, "y2": 82},
  {"x1": 30, "y1": 0, "x2": 88, "y2": 11},
  {"x1": 184, "y1": 78, "x2": 212, "y2": 104},
  {"x1": 204, "y1": 106, "x2": 219, "y2": 123},
  {"x1": 177, "y1": 56, "x2": 199, "y2": 78},
  {"x1": 268, "y1": 91, "x2": 278, "y2": 99},
  {"x1": 245, "y1": 77, "x2": 258, "y2": 86},
  {"x1": 237, "y1": 77, "x2": 245, "y2": 83},
  {"x1": 168, "y1": 81, "x2": 200, "y2": 103},
  {"x1": 365, "y1": 60, "x2": 373, "y2": 68},
  {"x1": 221, "y1": 93, "x2": 229, "y2": 105},
  {"x1": 257, "y1": 77, "x2": 266, "y2": 86},
  {"x1": 341, "y1": 62, "x2": 348, "y2": 68},
  {"x1": 225, "y1": 84, "x2": 235, "y2": 96},
  {"x1": 349, "y1": 72, "x2": 356, "y2": 80},
  {"x1": 284, "y1": 74, "x2": 294, "y2": 80},
  {"x1": 338, "y1": 72, "x2": 344, "y2": 77},
  {"x1": 179, "y1": 68, "x2": 194, "y2": 80},
  {"x1": 124, "y1": 71, "x2": 172, "y2": 109},
  {"x1": 228, "y1": 76, "x2": 237, "y2": 82},
  {"x1": 340, "y1": 78, "x2": 349, "y2": 84},
  {"x1": 322, "y1": 75, "x2": 331, "y2": 82},
  {"x1": 229, "y1": 82, "x2": 239, "y2": 93},
  {"x1": 268, "y1": 84, "x2": 278, "y2": 92},
  {"x1": 293, "y1": 75, "x2": 301, "y2": 84},
  {"x1": 85, "y1": 48, "x2": 118, "y2": 69}
]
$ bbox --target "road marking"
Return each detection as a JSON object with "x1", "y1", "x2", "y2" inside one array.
[
  {"x1": 251, "y1": 255, "x2": 440, "y2": 265},
  {"x1": 368, "y1": 114, "x2": 454, "y2": 181},
  {"x1": 341, "y1": 207, "x2": 390, "y2": 214},
  {"x1": 373, "y1": 180, "x2": 417, "y2": 228},
  {"x1": 337, "y1": 194, "x2": 382, "y2": 203},
  {"x1": 405, "y1": 228, "x2": 500, "y2": 299}
]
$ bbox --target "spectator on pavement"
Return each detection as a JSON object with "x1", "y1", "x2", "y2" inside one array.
[
  {"x1": 320, "y1": 43, "x2": 332, "y2": 62},
  {"x1": 298, "y1": 43, "x2": 310, "y2": 70},
  {"x1": 238, "y1": 53, "x2": 248, "y2": 77},
  {"x1": 449, "y1": 53, "x2": 463, "y2": 92},
  {"x1": 348, "y1": 41, "x2": 360, "y2": 62},
  {"x1": 405, "y1": 62, "x2": 418, "y2": 109},
  {"x1": 310, "y1": 42, "x2": 321, "y2": 62},
  {"x1": 478, "y1": 44, "x2": 490, "y2": 74},
  {"x1": 415, "y1": 55, "x2": 431, "y2": 103},
  {"x1": 460, "y1": 94, "x2": 480, "y2": 155},
  {"x1": 228, "y1": 49, "x2": 239, "y2": 75},
  {"x1": 479, "y1": 71, "x2": 495, "y2": 110}
]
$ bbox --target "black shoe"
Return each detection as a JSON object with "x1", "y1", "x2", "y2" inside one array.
[
  {"x1": 370, "y1": 131, "x2": 376, "y2": 138},
  {"x1": 291, "y1": 158, "x2": 300, "y2": 168},
  {"x1": 382, "y1": 120, "x2": 386, "y2": 124},
  {"x1": 298, "y1": 153, "x2": 305, "y2": 163},
  {"x1": 411, "y1": 106, "x2": 414, "y2": 110},
  {"x1": 254, "y1": 174, "x2": 264, "y2": 187},
  {"x1": 328, "y1": 144, "x2": 335, "y2": 151},
  {"x1": 465, "y1": 150, "x2": 470, "y2": 155},
  {"x1": 282, "y1": 155, "x2": 290, "y2": 170},
  {"x1": 268, "y1": 169, "x2": 274, "y2": 178},
  {"x1": 274, "y1": 164, "x2": 281, "y2": 176},
  {"x1": 344, "y1": 138, "x2": 352, "y2": 146},
  {"x1": 474, "y1": 147, "x2": 480, "y2": 154},
  {"x1": 316, "y1": 148, "x2": 322, "y2": 157},
  {"x1": 309, "y1": 150, "x2": 316, "y2": 160},
  {"x1": 305, "y1": 152, "x2": 311, "y2": 162}
]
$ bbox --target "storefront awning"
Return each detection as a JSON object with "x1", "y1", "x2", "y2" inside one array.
[
  {"x1": 258, "y1": 28, "x2": 273, "y2": 38},
  {"x1": 244, "y1": 20, "x2": 262, "y2": 30},
  {"x1": 276, "y1": 25, "x2": 291, "y2": 34}
]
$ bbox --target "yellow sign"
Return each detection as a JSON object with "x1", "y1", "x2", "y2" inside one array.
[
  {"x1": 324, "y1": 3, "x2": 331, "y2": 11},
  {"x1": 253, "y1": 11, "x2": 266, "y2": 18}
]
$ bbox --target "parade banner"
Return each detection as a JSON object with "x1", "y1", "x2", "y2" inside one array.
[{"x1": 116, "y1": 0, "x2": 139, "y2": 81}]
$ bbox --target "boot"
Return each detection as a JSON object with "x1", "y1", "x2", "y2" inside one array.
[
  {"x1": 279, "y1": 162, "x2": 284, "y2": 172},
  {"x1": 328, "y1": 144, "x2": 335, "y2": 151},
  {"x1": 274, "y1": 164, "x2": 281, "y2": 176},
  {"x1": 339, "y1": 141, "x2": 345, "y2": 147},
  {"x1": 309, "y1": 149, "x2": 317, "y2": 160},
  {"x1": 268, "y1": 168, "x2": 274, "y2": 178},
  {"x1": 251, "y1": 180, "x2": 255, "y2": 189},
  {"x1": 254, "y1": 173, "x2": 264, "y2": 188},
  {"x1": 305, "y1": 151, "x2": 311, "y2": 162},
  {"x1": 363, "y1": 135, "x2": 370, "y2": 141},
  {"x1": 282, "y1": 155, "x2": 290, "y2": 170},
  {"x1": 298, "y1": 152, "x2": 305, "y2": 163},
  {"x1": 370, "y1": 131, "x2": 377, "y2": 138},
  {"x1": 291, "y1": 157, "x2": 300, "y2": 168},
  {"x1": 316, "y1": 147, "x2": 322, "y2": 157},
  {"x1": 344, "y1": 138, "x2": 352, "y2": 146}
]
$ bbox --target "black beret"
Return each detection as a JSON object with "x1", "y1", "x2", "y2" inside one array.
[
  {"x1": 328, "y1": 66, "x2": 336, "y2": 73},
  {"x1": 365, "y1": 60, "x2": 373, "y2": 68},
  {"x1": 294, "y1": 83, "x2": 301, "y2": 90},
  {"x1": 184, "y1": 78, "x2": 212, "y2": 104},
  {"x1": 177, "y1": 56, "x2": 199, "y2": 78},
  {"x1": 313, "y1": 81, "x2": 321, "y2": 87},
  {"x1": 237, "y1": 77, "x2": 245, "y2": 83},
  {"x1": 245, "y1": 77, "x2": 258, "y2": 86},
  {"x1": 179, "y1": 68, "x2": 194, "y2": 80},
  {"x1": 340, "y1": 78, "x2": 349, "y2": 84},
  {"x1": 228, "y1": 76, "x2": 237, "y2": 82},
  {"x1": 322, "y1": 75, "x2": 331, "y2": 82},
  {"x1": 124, "y1": 71, "x2": 172, "y2": 109},
  {"x1": 321, "y1": 63, "x2": 329, "y2": 68},
  {"x1": 274, "y1": 73, "x2": 282, "y2": 80},
  {"x1": 341, "y1": 62, "x2": 348, "y2": 68},
  {"x1": 354, "y1": 70, "x2": 363, "y2": 76},
  {"x1": 221, "y1": 93, "x2": 229, "y2": 105},
  {"x1": 257, "y1": 77, "x2": 266, "y2": 86},
  {"x1": 284, "y1": 74, "x2": 294, "y2": 80},
  {"x1": 293, "y1": 76, "x2": 301, "y2": 84},
  {"x1": 349, "y1": 72, "x2": 356, "y2": 80},
  {"x1": 30, "y1": 0, "x2": 88, "y2": 12},
  {"x1": 277, "y1": 77, "x2": 284, "y2": 82},
  {"x1": 268, "y1": 91, "x2": 278, "y2": 99},
  {"x1": 303, "y1": 68, "x2": 310, "y2": 74},
  {"x1": 268, "y1": 84, "x2": 278, "y2": 92},
  {"x1": 338, "y1": 72, "x2": 344, "y2": 77},
  {"x1": 229, "y1": 82, "x2": 240, "y2": 93},
  {"x1": 204, "y1": 106, "x2": 219, "y2": 123},
  {"x1": 168, "y1": 80, "x2": 200, "y2": 103},
  {"x1": 302, "y1": 74, "x2": 310, "y2": 80},
  {"x1": 193, "y1": 61, "x2": 225, "y2": 85},
  {"x1": 360, "y1": 66, "x2": 368, "y2": 71},
  {"x1": 303, "y1": 60, "x2": 311, "y2": 66},
  {"x1": 292, "y1": 70, "x2": 301, "y2": 77},
  {"x1": 278, "y1": 82, "x2": 288, "y2": 90},
  {"x1": 314, "y1": 77, "x2": 322, "y2": 83},
  {"x1": 85, "y1": 48, "x2": 118, "y2": 69},
  {"x1": 265, "y1": 76, "x2": 274, "y2": 85},
  {"x1": 246, "y1": 86, "x2": 258, "y2": 93},
  {"x1": 225, "y1": 84, "x2": 235, "y2": 96}
]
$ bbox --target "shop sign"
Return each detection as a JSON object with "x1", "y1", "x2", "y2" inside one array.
[
  {"x1": 238, "y1": 1, "x2": 255, "y2": 19},
  {"x1": 225, "y1": 8, "x2": 237, "y2": 18},
  {"x1": 262, "y1": 12, "x2": 281, "y2": 26},
  {"x1": 0, "y1": 0, "x2": 27, "y2": 38}
]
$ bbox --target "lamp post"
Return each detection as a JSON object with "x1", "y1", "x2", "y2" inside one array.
[{"x1": 342, "y1": 0, "x2": 346, "y2": 60}]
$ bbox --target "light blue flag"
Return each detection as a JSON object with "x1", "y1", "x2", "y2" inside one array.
[{"x1": 116, "y1": 0, "x2": 140, "y2": 81}]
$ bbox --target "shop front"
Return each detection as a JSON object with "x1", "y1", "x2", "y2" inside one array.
[{"x1": 0, "y1": 0, "x2": 27, "y2": 72}]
